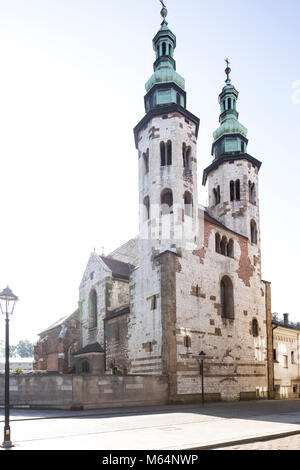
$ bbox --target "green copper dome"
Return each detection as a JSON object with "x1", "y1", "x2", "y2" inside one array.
[{"x1": 145, "y1": 67, "x2": 185, "y2": 93}]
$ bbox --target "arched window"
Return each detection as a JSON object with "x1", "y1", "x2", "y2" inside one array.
[
  {"x1": 81, "y1": 360, "x2": 90, "y2": 374},
  {"x1": 161, "y1": 141, "x2": 172, "y2": 166},
  {"x1": 235, "y1": 180, "x2": 241, "y2": 201},
  {"x1": 220, "y1": 236, "x2": 228, "y2": 256},
  {"x1": 251, "y1": 220, "x2": 258, "y2": 244},
  {"x1": 230, "y1": 180, "x2": 241, "y2": 201},
  {"x1": 249, "y1": 181, "x2": 256, "y2": 204},
  {"x1": 230, "y1": 181, "x2": 235, "y2": 201},
  {"x1": 176, "y1": 93, "x2": 181, "y2": 105},
  {"x1": 161, "y1": 188, "x2": 173, "y2": 215},
  {"x1": 182, "y1": 143, "x2": 186, "y2": 167},
  {"x1": 227, "y1": 239, "x2": 234, "y2": 258},
  {"x1": 162, "y1": 42, "x2": 167, "y2": 55},
  {"x1": 215, "y1": 233, "x2": 221, "y2": 254},
  {"x1": 220, "y1": 276, "x2": 234, "y2": 319},
  {"x1": 160, "y1": 142, "x2": 166, "y2": 166},
  {"x1": 143, "y1": 196, "x2": 150, "y2": 221},
  {"x1": 241, "y1": 141, "x2": 245, "y2": 153},
  {"x1": 183, "y1": 143, "x2": 192, "y2": 170},
  {"x1": 252, "y1": 319, "x2": 259, "y2": 337},
  {"x1": 166, "y1": 140, "x2": 172, "y2": 165},
  {"x1": 89, "y1": 290, "x2": 98, "y2": 328},
  {"x1": 143, "y1": 150, "x2": 149, "y2": 176},
  {"x1": 184, "y1": 191, "x2": 193, "y2": 217},
  {"x1": 228, "y1": 98, "x2": 232, "y2": 109},
  {"x1": 213, "y1": 188, "x2": 218, "y2": 206},
  {"x1": 186, "y1": 147, "x2": 191, "y2": 169}
]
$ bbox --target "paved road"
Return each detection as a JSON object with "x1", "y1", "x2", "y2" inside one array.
[
  {"x1": 1, "y1": 400, "x2": 300, "y2": 450},
  {"x1": 219, "y1": 434, "x2": 300, "y2": 450}
]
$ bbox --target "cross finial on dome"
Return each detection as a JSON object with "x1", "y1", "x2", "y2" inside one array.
[
  {"x1": 159, "y1": 0, "x2": 168, "y2": 23},
  {"x1": 225, "y1": 58, "x2": 231, "y2": 83}
]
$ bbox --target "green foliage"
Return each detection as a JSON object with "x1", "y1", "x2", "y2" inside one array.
[
  {"x1": 13, "y1": 367, "x2": 23, "y2": 374},
  {"x1": 9, "y1": 340, "x2": 35, "y2": 358}
]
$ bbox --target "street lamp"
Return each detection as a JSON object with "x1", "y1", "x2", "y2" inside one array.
[
  {"x1": 0, "y1": 286, "x2": 18, "y2": 449},
  {"x1": 197, "y1": 351, "x2": 206, "y2": 406}
]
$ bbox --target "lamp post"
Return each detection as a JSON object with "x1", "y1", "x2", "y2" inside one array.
[
  {"x1": 197, "y1": 351, "x2": 206, "y2": 406},
  {"x1": 0, "y1": 286, "x2": 18, "y2": 449}
]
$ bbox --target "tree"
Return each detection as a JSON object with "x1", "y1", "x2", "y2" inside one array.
[
  {"x1": 9, "y1": 340, "x2": 35, "y2": 358},
  {"x1": 16, "y1": 340, "x2": 34, "y2": 358}
]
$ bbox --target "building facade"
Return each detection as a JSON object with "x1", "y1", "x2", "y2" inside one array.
[
  {"x1": 74, "y1": 7, "x2": 275, "y2": 402},
  {"x1": 272, "y1": 314, "x2": 300, "y2": 399},
  {"x1": 34, "y1": 310, "x2": 81, "y2": 374}
]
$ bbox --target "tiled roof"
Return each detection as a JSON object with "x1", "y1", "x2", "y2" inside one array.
[
  {"x1": 203, "y1": 211, "x2": 248, "y2": 239},
  {"x1": 100, "y1": 256, "x2": 135, "y2": 279},
  {"x1": 72, "y1": 342, "x2": 104, "y2": 356},
  {"x1": 272, "y1": 320, "x2": 300, "y2": 331},
  {"x1": 39, "y1": 309, "x2": 79, "y2": 336}
]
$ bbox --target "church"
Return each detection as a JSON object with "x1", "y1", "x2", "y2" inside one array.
[{"x1": 73, "y1": 5, "x2": 274, "y2": 402}]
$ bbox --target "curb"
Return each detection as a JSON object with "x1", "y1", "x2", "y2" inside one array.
[{"x1": 181, "y1": 429, "x2": 300, "y2": 450}]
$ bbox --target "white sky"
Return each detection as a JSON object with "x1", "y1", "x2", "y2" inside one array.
[{"x1": 0, "y1": 0, "x2": 299, "y2": 344}]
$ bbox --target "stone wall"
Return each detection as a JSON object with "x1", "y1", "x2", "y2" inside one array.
[
  {"x1": 0, "y1": 373, "x2": 73, "y2": 409},
  {"x1": 0, "y1": 373, "x2": 169, "y2": 410}
]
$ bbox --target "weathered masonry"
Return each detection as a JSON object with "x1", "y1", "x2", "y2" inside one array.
[{"x1": 70, "y1": 6, "x2": 275, "y2": 403}]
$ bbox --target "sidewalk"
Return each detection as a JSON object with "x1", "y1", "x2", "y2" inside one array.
[{"x1": 1, "y1": 399, "x2": 300, "y2": 450}]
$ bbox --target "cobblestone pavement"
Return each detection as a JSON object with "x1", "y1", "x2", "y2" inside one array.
[{"x1": 219, "y1": 433, "x2": 300, "y2": 450}]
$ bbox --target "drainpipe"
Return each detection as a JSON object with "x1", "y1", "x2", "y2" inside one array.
[{"x1": 271, "y1": 324, "x2": 279, "y2": 398}]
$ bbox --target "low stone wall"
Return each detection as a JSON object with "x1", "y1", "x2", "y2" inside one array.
[
  {"x1": 73, "y1": 375, "x2": 169, "y2": 410},
  {"x1": 0, "y1": 373, "x2": 169, "y2": 410},
  {"x1": 0, "y1": 373, "x2": 73, "y2": 409}
]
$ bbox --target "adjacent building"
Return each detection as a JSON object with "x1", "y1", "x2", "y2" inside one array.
[
  {"x1": 272, "y1": 314, "x2": 300, "y2": 399},
  {"x1": 34, "y1": 310, "x2": 81, "y2": 374}
]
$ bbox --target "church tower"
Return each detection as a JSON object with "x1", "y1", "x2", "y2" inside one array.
[
  {"x1": 134, "y1": 6, "x2": 200, "y2": 259},
  {"x1": 203, "y1": 62, "x2": 262, "y2": 249}
]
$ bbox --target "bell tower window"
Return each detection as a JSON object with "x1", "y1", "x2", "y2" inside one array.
[
  {"x1": 160, "y1": 142, "x2": 166, "y2": 166},
  {"x1": 250, "y1": 220, "x2": 258, "y2": 244},
  {"x1": 143, "y1": 196, "x2": 150, "y2": 221},
  {"x1": 167, "y1": 140, "x2": 172, "y2": 165},
  {"x1": 183, "y1": 143, "x2": 192, "y2": 170},
  {"x1": 249, "y1": 181, "x2": 256, "y2": 204},
  {"x1": 161, "y1": 188, "x2": 173, "y2": 215},
  {"x1": 235, "y1": 180, "x2": 240, "y2": 201},
  {"x1": 230, "y1": 180, "x2": 241, "y2": 201},
  {"x1": 161, "y1": 141, "x2": 172, "y2": 167},
  {"x1": 143, "y1": 150, "x2": 149, "y2": 176},
  {"x1": 184, "y1": 191, "x2": 193, "y2": 217}
]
